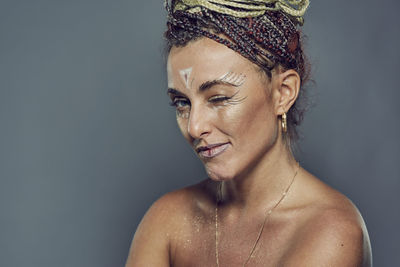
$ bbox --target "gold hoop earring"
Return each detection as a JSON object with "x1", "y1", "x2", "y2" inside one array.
[{"x1": 281, "y1": 113, "x2": 287, "y2": 133}]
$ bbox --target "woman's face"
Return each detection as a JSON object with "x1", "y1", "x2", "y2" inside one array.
[{"x1": 167, "y1": 38, "x2": 281, "y2": 181}]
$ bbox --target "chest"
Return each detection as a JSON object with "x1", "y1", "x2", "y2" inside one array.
[{"x1": 170, "y1": 216, "x2": 298, "y2": 267}]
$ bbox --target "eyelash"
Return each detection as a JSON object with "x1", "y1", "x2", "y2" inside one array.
[
  {"x1": 169, "y1": 98, "x2": 190, "y2": 108},
  {"x1": 209, "y1": 96, "x2": 231, "y2": 103},
  {"x1": 169, "y1": 96, "x2": 232, "y2": 108}
]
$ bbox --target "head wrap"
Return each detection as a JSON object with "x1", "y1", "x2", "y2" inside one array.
[
  {"x1": 170, "y1": 0, "x2": 309, "y2": 25},
  {"x1": 165, "y1": 0, "x2": 310, "y2": 70}
]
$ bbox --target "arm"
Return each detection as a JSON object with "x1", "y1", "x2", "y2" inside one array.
[{"x1": 125, "y1": 196, "x2": 173, "y2": 267}]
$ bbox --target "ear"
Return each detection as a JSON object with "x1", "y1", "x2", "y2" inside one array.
[{"x1": 274, "y1": 69, "x2": 300, "y2": 115}]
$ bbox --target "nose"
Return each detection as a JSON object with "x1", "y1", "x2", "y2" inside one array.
[{"x1": 187, "y1": 104, "x2": 211, "y2": 140}]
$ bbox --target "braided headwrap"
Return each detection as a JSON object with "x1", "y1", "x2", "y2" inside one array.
[
  {"x1": 165, "y1": 0, "x2": 309, "y2": 70},
  {"x1": 171, "y1": 0, "x2": 309, "y2": 24},
  {"x1": 164, "y1": 0, "x2": 310, "y2": 141}
]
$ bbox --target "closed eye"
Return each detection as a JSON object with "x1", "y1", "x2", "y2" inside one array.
[{"x1": 209, "y1": 96, "x2": 231, "y2": 103}]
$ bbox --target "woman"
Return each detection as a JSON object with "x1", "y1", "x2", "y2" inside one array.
[{"x1": 126, "y1": 0, "x2": 372, "y2": 266}]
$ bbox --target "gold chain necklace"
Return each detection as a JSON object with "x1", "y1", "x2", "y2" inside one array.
[{"x1": 215, "y1": 162, "x2": 300, "y2": 267}]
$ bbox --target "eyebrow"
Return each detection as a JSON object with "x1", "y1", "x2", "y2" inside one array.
[
  {"x1": 199, "y1": 79, "x2": 241, "y2": 92},
  {"x1": 167, "y1": 88, "x2": 185, "y2": 96},
  {"x1": 167, "y1": 79, "x2": 241, "y2": 96}
]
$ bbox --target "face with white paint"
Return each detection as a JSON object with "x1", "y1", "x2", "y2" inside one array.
[{"x1": 167, "y1": 38, "x2": 282, "y2": 181}]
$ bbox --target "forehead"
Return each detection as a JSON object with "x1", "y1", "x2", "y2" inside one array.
[{"x1": 167, "y1": 38, "x2": 254, "y2": 80}]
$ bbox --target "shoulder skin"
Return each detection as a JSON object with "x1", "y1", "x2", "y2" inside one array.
[
  {"x1": 281, "y1": 172, "x2": 372, "y2": 267},
  {"x1": 125, "y1": 182, "x2": 209, "y2": 267}
]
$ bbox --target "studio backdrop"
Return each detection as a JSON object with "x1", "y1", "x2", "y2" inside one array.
[{"x1": 0, "y1": 0, "x2": 399, "y2": 266}]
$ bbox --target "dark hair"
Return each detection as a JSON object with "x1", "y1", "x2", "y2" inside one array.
[{"x1": 164, "y1": 6, "x2": 311, "y2": 143}]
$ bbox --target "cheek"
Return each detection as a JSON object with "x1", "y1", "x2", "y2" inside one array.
[
  {"x1": 217, "y1": 107, "x2": 247, "y2": 134},
  {"x1": 220, "y1": 96, "x2": 276, "y2": 144},
  {"x1": 176, "y1": 116, "x2": 189, "y2": 138}
]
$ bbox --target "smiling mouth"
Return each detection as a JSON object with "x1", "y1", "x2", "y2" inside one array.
[{"x1": 196, "y1": 143, "x2": 230, "y2": 158}]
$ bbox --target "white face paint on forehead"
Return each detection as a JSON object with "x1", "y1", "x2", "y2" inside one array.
[
  {"x1": 179, "y1": 67, "x2": 193, "y2": 89},
  {"x1": 218, "y1": 71, "x2": 246, "y2": 87}
]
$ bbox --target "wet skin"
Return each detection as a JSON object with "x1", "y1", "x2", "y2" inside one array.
[{"x1": 125, "y1": 38, "x2": 372, "y2": 266}]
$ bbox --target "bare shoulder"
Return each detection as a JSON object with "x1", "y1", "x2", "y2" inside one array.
[
  {"x1": 125, "y1": 179, "x2": 213, "y2": 266},
  {"x1": 283, "y1": 171, "x2": 372, "y2": 267},
  {"x1": 145, "y1": 178, "x2": 214, "y2": 225}
]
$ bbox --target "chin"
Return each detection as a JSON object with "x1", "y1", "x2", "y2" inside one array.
[{"x1": 204, "y1": 164, "x2": 236, "y2": 181}]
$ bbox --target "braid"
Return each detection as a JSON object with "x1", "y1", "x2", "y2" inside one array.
[
  {"x1": 165, "y1": 0, "x2": 311, "y2": 141},
  {"x1": 170, "y1": 0, "x2": 309, "y2": 24}
]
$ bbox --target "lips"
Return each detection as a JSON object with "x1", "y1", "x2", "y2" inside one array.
[{"x1": 196, "y1": 143, "x2": 229, "y2": 158}]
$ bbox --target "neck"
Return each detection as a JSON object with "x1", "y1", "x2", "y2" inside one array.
[{"x1": 217, "y1": 135, "x2": 298, "y2": 211}]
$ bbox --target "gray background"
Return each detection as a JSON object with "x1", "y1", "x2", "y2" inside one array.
[{"x1": 0, "y1": 0, "x2": 399, "y2": 266}]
